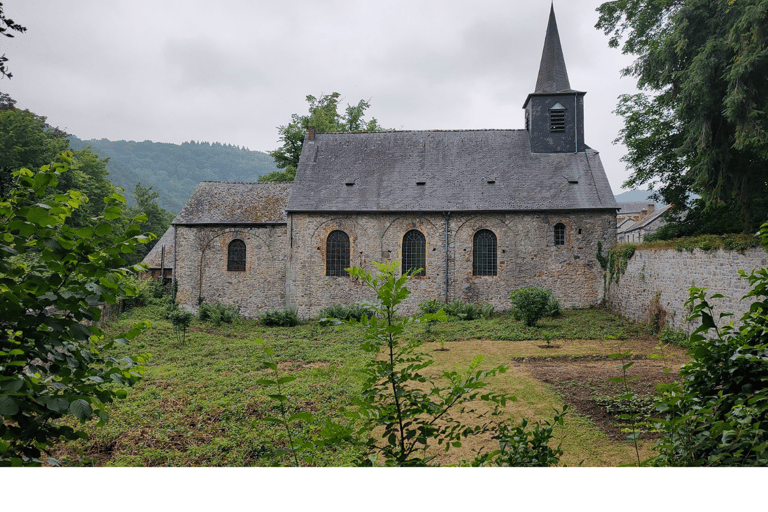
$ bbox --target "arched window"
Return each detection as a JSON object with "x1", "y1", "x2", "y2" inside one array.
[
  {"x1": 554, "y1": 223, "x2": 566, "y2": 246},
  {"x1": 326, "y1": 230, "x2": 350, "y2": 277},
  {"x1": 227, "y1": 239, "x2": 246, "y2": 271},
  {"x1": 402, "y1": 230, "x2": 426, "y2": 277},
  {"x1": 473, "y1": 229, "x2": 497, "y2": 276}
]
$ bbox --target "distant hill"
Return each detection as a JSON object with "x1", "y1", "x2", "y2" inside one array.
[
  {"x1": 613, "y1": 189, "x2": 666, "y2": 205},
  {"x1": 69, "y1": 137, "x2": 279, "y2": 214}
]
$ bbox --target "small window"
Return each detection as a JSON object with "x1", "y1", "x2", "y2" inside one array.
[
  {"x1": 554, "y1": 223, "x2": 566, "y2": 246},
  {"x1": 227, "y1": 239, "x2": 246, "y2": 271},
  {"x1": 473, "y1": 230, "x2": 497, "y2": 276},
  {"x1": 326, "y1": 230, "x2": 350, "y2": 277},
  {"x1": 402, "y1": 230, "x2": 426, "y2": 277},
  {"x1": 549, "y1": 103, "x2": 566, "y2": 133}
]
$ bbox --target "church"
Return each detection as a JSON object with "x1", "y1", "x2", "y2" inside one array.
[{"x1": 145, "y1": 6, "x2": 618, "y2": 319}]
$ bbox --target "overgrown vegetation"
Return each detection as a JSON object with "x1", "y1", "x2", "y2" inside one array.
[
  {"x1": 260, "y1": 308, "x2": 299, "y2": 327},
  {"x1": 0, "y1": 158, "x2": 149, "y2": 466},
  {"x1": 198, "y1": 301, "x2": 240, "y2": 326},
  {"x1": 418, "y1": 298, "x2": 494, "y2": 320},
  {"x1": 316, "y1": 301, "x2": 378, "y2": 322}
]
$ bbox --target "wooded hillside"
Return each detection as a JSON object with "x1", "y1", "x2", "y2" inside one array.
[{"x1": 68, "y1": 137, "x2": 279, "y2": 214}]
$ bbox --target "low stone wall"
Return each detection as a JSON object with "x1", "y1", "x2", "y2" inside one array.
[{"x1": 606, "y1": 247, "x2": 768, "y2": 333}]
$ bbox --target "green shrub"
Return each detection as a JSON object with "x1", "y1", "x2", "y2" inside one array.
[
  {"x1": 508, "y1": 286, "x2": 552, "y2": 327},
  {"x1": 261, "y1": 308, "x2": 298, "y2": 327},
  {"x1": 658, "y1": 325, "x2": 690, "y2": 348},
  {"x1": 418, "y1": 299, "x2": 493, "y2": 320},
  {"x1": 653, "y1": 265, "x2": 768, "y2": 466},
  {"x1": 168, "y1": 308, "x2": 194, "y2": 345},
  {"x1": 198, "y1": 301, "x2": 240, "y2": 326},
  {"x1": 418, "y1": 299, "x2": 445, "y2": 315},
  {"x1": 347, "y1": 301, "x2": 378, "y2": 321},
  {"x1": 545, "y1": 294, "x2": 562, "y2": 317},
  {"x1": 317, "y1": 301, "x2": 377, "y2": 322}
]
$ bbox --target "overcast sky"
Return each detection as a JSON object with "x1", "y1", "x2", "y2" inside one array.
[{"x1": 1, "y1": 0, "x2": 642, "y2": 194}]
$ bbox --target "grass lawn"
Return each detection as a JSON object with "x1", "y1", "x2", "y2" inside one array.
[{"x1": 51, "y1": 305, "x2": 688, "y2": 467}]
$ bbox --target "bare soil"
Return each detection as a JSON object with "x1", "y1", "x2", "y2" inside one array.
[{"x1": 513, "y1": 348, "x2": 684, "y2": 441}]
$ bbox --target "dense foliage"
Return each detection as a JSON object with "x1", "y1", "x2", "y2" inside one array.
[
  {"x1": 418, "y1": 298, "x2": 495, "y2": 321},
  {"x1": 69, "y1": 137, "x2": 279, "y2": 213},
  {"x1": 597, "y1": 0, "x2": 768, "y2": 232},
  {"x1": 0, "y1": 157, "x2": 149, "y2": 466},
  {"x1": 263, "y1": 92, "x2": 387, "y2": 182},
  {"x1": 508, "y1": 286, "x2": 560, "y2": 327},
  {"x1": 1, "y1": 102, "x2": 174, "y2": 264},
  {"x1": 652, "y1": 222, "x2": 768, "y2": 466}
]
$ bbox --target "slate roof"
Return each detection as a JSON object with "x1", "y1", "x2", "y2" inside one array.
[
  {"x1": 618, "y1": 202, "x2": 656, "y2": 215},
  {"x1": 173, "y1": 181, "x2": 291, "y2": 225},
  {"x1": 617, "y1": 204, "x2": 672, "y2": 234},
  {"x1": 535, "y1": 5, "x2": 574, "y2": 94},
  {"x1": 287, "y1": 130, "x2": 617, "y2": 213},
  {"x1": 142, "y1": 226, "x2": 175, "y2": 269}
]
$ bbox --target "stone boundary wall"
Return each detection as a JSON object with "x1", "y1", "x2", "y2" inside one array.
[{"x1": 607, "y1": 247, "x2": 768, "y2": 332}]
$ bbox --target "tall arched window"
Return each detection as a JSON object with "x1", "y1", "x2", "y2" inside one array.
[
  {"x1": 402, "y1": 230, "x2": 426, "y2": 277},
  {"x1": 326, "y1": 230, "x2": 350, "y2": 277},
  {"x1": 227, "y1": 239, "x2": 246, "y2": 271},
  {"x1": 473, "y1": 229, "x2": 497, "y2": 276},
  {"x1": 554, "y1": 223, "x2": 566, "y2": 246}
]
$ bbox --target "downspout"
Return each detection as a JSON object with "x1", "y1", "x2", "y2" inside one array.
[{"x1": 444, "y1": 212, "x2": 450, "y2": 303}]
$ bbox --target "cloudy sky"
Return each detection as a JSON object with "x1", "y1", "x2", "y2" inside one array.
[{"x1": 1, "y1": 0, "x2": 641, "y2": 194}]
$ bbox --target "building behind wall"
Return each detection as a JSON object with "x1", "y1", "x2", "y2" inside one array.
[{"x1": 163, "y1": 5, "x2": 618, "y2": 319}]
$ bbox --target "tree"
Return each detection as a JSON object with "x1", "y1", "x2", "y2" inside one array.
[
  {"x1": 0, "y1": 2, "x2": 26, "y2": 79},
  {"x1": 262, "y1": 92, "x2": 387, "y2": 182},
  {"x1": 0, "y1": 108, "x2": 69, "y2": 196},
  {"x1": 597, "y1": 0, "x2": 768, "y2": 232},
  {"x1": 0, "y1": 154, "x2": 150, "y2": 466},
  {"x1": 127, "y1": 182, "x2": 174, "y2": 263}
]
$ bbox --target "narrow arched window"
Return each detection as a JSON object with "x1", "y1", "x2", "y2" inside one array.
[
  {"x1": 326, "y1": 230, "x2": 350, "y2": 277},
  {"x1": 554, "y1": 223, "x2": 566, "y2": 246},
  {"x1": 227, "y1": 239, "x2": 246, "y2": 271},
  {"x1": 473, "y1": 229, "x2": 497, "y2": 276},
  {"x1": 402, "y1": 230, "x2": 426, "y2": 277}
]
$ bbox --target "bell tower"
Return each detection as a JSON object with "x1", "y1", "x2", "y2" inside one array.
[{"x1": 523, "y1": 4, "x2": 586, "y2": 153}]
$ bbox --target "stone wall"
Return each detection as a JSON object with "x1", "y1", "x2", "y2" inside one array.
[
  {"x1": 174, "y1": 224, "x2": 288, "y2": 317},
  {"x1": 606, "y1": 247, "x2": 768, "y2": 332},
  {"x1": 287, "y1": 210, "x2": 615, "y2": 319}
]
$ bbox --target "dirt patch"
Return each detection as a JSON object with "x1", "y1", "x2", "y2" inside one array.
[
  {"x1": 515, "y1": 355, "x2": 681, "y2": 441},
  {"x1": 276, "y1": 360, "x2": 331, "y2": 372}
]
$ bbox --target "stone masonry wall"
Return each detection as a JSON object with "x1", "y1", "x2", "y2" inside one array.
[
  {"x1": 287, "y1": 210, "x2": 615, "y2": 319},
  {"x1": 175, "y1": 224, "x2": 288, "y2": 317},
  {"x1": 606, "y1": 247, "x2": 768, "y2": 332}
]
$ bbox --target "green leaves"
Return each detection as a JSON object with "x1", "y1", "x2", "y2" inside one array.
[{"x1": 0, "y1": 158, "x2": 149, "y2": 466}]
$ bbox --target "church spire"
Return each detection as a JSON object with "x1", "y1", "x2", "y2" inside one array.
[{"x1": 534, "y1": 4, "x2": 571, "y2": 93}]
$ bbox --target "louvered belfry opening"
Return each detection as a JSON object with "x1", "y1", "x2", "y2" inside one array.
[
  {"x1": 326, "y1": 230, "x2": 350, "y2": 276},
  {"x1": 473, "y1": 229, "x2": 497, "y2": 276},
  {"x1": 402, "y1": 230, "x2": 426, "y2": 277},
  {"x1": 227, "y1": 239, "x2": 246, "y2": 271}
]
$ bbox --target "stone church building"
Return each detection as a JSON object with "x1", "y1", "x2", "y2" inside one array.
[{"x1": 153, "y1": 7, "x2": 617, "y2": 319}]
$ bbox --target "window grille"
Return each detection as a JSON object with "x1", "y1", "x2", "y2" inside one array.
[
  {"x1": 402, "y1": 230, "x2": 426, "y2": 277},
  {"x1": 550, "y1": 109, "x2": 565, "y2": 132},
  {"x1": 227, "y1": 239, "x2": 246, "y2": 271},
  {"x1": 326, "y1": 230, "x2": 350, "y2": 277},
  {"x1": 473, "y1": 229, "x2": 497, "y2": 276},
  {"x1": 554, "y1": 223, "x2": 566, "y2": 246}
]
